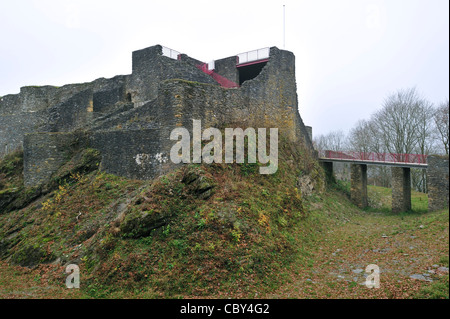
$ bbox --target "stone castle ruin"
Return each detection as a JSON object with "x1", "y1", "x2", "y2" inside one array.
[{"x1": 0, "y1": 45, "x2": 314, "y2": 187}]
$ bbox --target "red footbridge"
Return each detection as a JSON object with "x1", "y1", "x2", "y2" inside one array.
[
  {"x1": 318, "y1": 150, "x2": 433, "y2": 212},
  {"x1": 318, "y1": 150, "x2": 428, "y2": 169}
]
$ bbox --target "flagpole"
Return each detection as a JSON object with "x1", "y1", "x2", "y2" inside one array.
[{"x1": 283, "y1": 5, "x2": 286, "y2": 49}]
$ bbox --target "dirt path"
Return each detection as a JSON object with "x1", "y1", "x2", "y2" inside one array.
[{"x1": 265, "y1": 209, "x2": 449, "y2": 299}]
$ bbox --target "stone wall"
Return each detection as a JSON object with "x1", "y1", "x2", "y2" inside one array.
[
  {"x1": 240, "y1": 47, "x2": 310, "y2": 145},
  {"x1": 214, "y1": 56, "x2": 240, "y2": 84},
  {"x1": 0, "y1": 112, "x2": 48, "y2": 156},
  {"x1": 46, "y1": 89, "x2": 94, "y2": 132},
  {"x1": 391, "y1": 167, "x2": 411, "y2": 213},
  {"x1": 320, "y1": 161, "x2": 334, "y2": 185},
  {"x1": 85, "y1": 46, "x2": 314, "y2": 183},
  {"x1": 0, "y1": 88, "x2": 51, "y2": 157},
  {"x1": 350, "y1": 164, "x2": 368, "y2": 208},
  {"x1": 23, "y1": 132, "x2": 79, "y2": 187},
  {"x1": 92, "y1": 80, "x2": 128, "y2": 114},
  {"x1": 0, "y1": 75, "x2": 130, "y2": 157},
  {"x1": 153, "y1": 48, "x2": 313, "y2": 148},
  {"x1": 129, "y1": 45, "x2": 217, "y2": 105},
  {"x1": 427, "y1": 155, "x2": 449, "y2": 211},
  {"x1": 90, "y1": 129, "x2": 173, "y2": 181},
  {"x1": 1, "y1": 44, "x2": 316, "y2": 187}
]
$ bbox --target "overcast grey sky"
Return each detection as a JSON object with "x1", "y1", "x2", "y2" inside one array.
[{"x1": 0, "y1": 0, "x2": 448, "y2": 136}]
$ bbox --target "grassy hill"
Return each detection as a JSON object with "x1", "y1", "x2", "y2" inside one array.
[{"x1": 0, "y1": 142, "x2": 448, "y2": 299}]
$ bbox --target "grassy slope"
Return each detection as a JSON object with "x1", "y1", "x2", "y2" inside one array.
[
  {"x1": 0, "y1": 138, "x2": 324, "y2": 298},
  {"x1": 0, "y1": 146, "x2": 448, "y2": 299},
  {"x1": 266, "y1": 185, "x2": 449, "y2": 299}
]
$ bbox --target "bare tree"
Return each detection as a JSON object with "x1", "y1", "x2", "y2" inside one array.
[
  {"x1": 409, "y1": 99, "x2": 436, "y2": 192},
  {"x1": 319, "y1": 87, "x2": 443, "y2": 192},
  {"x1": 313, "y1": 130, "x2": 347, "y2": 152},
  {"x1": 348, "y1": 119, "x2": 391, "y2": 187},
  {"x1": 371, "y1": 87, "x2": 428, "y2": 156},
  {"x1": 434, "y1": 100, "x2": 449, "y2": 155},
  {"x1": 367, "y1": 87, "x2": 435, "y2": 191},
  {"x1": 313, "y1": 130, "x2": 350, "y2": 182},
  {"x1": 348, "y1": 119, "x2": 373, "y2": 154}
]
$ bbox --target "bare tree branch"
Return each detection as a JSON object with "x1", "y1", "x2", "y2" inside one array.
[{"x1": 434, "y1": 100, "x2": 449, "y2": 155}]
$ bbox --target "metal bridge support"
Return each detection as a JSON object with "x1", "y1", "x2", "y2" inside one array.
[
  {"x1": 350, "y1": 164, "x2": 368, "y2": 208},
  {"x1": 391, "y1": 167, "x2": 411, "y2": 213}
]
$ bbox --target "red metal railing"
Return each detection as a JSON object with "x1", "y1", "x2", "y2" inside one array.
[{"x1": 319, "y1": 150, "x2": 428, "y2": 165}]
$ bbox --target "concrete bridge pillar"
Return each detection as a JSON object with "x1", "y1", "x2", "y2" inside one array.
[
  {"x1": 350, "y1": 164, "x2": 368, "y2": 208},
  {"x1": 391, "y1": 167, "x2": 411, "y2": 213}
]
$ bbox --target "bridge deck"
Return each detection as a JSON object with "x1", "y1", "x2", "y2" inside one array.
[{"x1": 319, "y1": 158, "x2": 428, "y2": 169}]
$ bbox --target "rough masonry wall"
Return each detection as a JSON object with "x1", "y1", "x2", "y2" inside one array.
[
  {"x1": 0, "y1": 112, "x2": 48, "y2": 157},
  {"x1": 2, "y1": 44, "x2": 317, "y2": 186},
  {"x1": 427, "y1": 155, "x2": 449, "y2": 211},
  {"x1": 391, "y1": 167, "x2": 412, "y2": 213},
  {"x1": 350, "y1": 164, "x2": 368, "y2": 208},
  {"x1": 43, "y1": 47, "x2": 313, "y2": 184},
  {"x1": 241, "y1": 47, "x2": 313, "y2": 147},
  {"x1": 214, "y1": 56, "x2": 240, "y2": 84},
  {"x1": 23, "y1": 132, "x2": 79, "y2": 187},
  {"x1": 129, "y1": 45, "x2": 217, "y2": 106},
  {"x1": 92, "y1": 77, "x2": 128, "y2": 114},
  {"x1": 80, "y1": 47, "x2": 313, "y2": 182},
  {"x1": 0, "y1": 75, "x2": 130, "y2": 158},
  {"x1": 1, "y1": 88, "x2": 52, "y2": 157},
  {"x1": 154, "y1": 47, "x2": 313, "y2": 147},
  {"x1": 46, "y1": 89, "x2": 94, "y2": 132},
  {"x1": 90, "y1": 129, "x2": 172, "y2": 181}
]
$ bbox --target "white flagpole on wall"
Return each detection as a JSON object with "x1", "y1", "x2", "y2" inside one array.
[{"x1": 283, "y1": 5, "x2": 286, "y2": 49}]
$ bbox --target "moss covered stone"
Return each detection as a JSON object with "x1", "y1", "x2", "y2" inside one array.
[
  {"x1": 10, "y1": 244, "x2": 56, "y2": 267},
  {"x1": 120, "y1": 209, "x2": 170, "y2": 238},
  {"x1": 181, "y1": 167, "x2": 215, "y2": 200}
]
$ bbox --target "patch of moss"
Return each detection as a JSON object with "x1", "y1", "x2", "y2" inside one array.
[
  {"x1": 46, "y1": 148, "x2": 101, "y2": 189},
  {"x1": 10, "y1": 244, "x2": 56, "y2": 267},
  {"x1": 0, "y1": 150, "x2": 27, "y2": 213},
  {"x1": 120, "y1": 209, "x2": 170, "y2": 238},
  {"x1": 0, "y1": 149, "x2": 23, "y2": 182}
]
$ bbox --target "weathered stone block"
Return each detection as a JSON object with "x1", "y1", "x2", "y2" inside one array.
[{"x1": 120, "y1": 208, "x2": 170, "y2": 238}]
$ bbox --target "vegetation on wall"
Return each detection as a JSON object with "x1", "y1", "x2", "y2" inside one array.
[{"x1": 0, "y1": 136, "x2": 327, "y2": 298}]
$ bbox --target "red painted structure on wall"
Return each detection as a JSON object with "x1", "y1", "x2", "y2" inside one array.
[{"x1": 196, "y1": 63, "x2": 240, "y2": 89}]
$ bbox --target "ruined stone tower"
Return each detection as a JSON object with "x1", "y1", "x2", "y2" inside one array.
[{"x1": 0, "y1": 44, "x2": 313, "y2": 187}]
